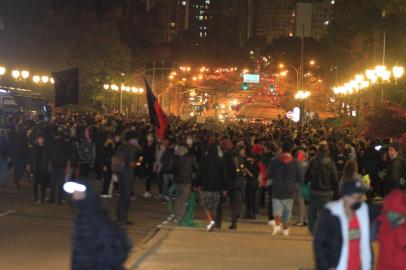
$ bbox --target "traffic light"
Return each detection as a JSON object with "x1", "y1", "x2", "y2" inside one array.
[
  {"x1": 269, "y1": 83, "x2": 275, "y2": 93},
  {"x1": 242, "y1": 82, "x2": 249, "y2": 90}
]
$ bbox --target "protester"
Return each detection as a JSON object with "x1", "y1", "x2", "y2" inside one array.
[
  {"x1": 305, "y1": 144, "x2": 339, "y2": 234},
  {"x1": 382, "y1": 142, "x2": 405, "y2": 196},
  {"x1": 268, "y1": 141, "x2": 303, "y2": 236},
  {"x1": 100, "y1": 137, "x2": 116, "y2": 198},
  {"x1": 197, "y1": 143, "x2": 228, "y2": 231},
  {"x1": 28, "y1": 134, "x2": 50, "y2": 203},
  {"x1": 69, "y1": 179, "x2": 132, "y2": 270},
  {"x1": 313, "y1": 180, "x2": 379, "y2": 270},
  {"x1": 377, "y1": 188, "x2": 406, "y2": 270},
  {"x1": 115, "y1": 132, "x2": 138, "y2": 226},
  {"x1": 141, "y1": 133, "x2": 156, "y2": 198},
  {"x1": 172, "y1": 144, "x2": 197, "y2": 223},
  {"x1": 49, "y1": 130, "x2": 73, "y2": 204}
]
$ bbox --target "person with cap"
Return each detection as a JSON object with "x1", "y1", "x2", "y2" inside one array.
[
  {"x1": 305, "y1": 143, "x2": 339, "y2": 234},
  {"x1": 313, "y1": 179, "x2": 379, "y2": 270},
  {"x1": 382, "y1": 142, "x2": 405, "y2": 196},
  {"x1": 66, "y1": 179, "x2": 132, "y2": 270}
]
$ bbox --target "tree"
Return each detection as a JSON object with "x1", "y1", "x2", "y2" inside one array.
[{"x1": 0, "y1": 0, "x2": 132, "y2": 106}]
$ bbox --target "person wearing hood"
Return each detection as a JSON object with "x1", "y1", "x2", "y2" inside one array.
[
  {"x1": 197, "y1": 143, "x2": 228, "y2": 232},
  {"x1": 171, "y1": 144, "x2": 197, "y2": 222},
  {"x1": 313, "y1": 180, "x2": 379, "y2": 270},
  {"x1": 268, "y1": 141, "x2": 303, "y2": 236},
  {"x1": 305, "y1": 143, "x2": 339, "y2": 234},
  {"x1": 377, "y1": 188, "x2": 406, "y2": 270},
  {"x1": 68, "y1": 179, "x2": 132, "y2": 270}
]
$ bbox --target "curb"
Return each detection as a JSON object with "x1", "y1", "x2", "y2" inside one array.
[{"x1": 125, "y1": 224, "x2": 172, "y2": 270}]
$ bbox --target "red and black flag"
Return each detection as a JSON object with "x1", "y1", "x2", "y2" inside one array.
[
  {"x1": 144, "y1": 79, "x2": 169, "y2": 140},
  {"x1": 52, "y1": 68, "x2": 79, "y2": 107}
]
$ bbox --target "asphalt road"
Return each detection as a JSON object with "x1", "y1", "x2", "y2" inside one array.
[{"x1": 0, "y1": 175, "x2": 169, "y2": 270}]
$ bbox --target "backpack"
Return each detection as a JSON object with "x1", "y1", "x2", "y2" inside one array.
[{"x1": 111, "y1": 151, "x2": 126, "y2": 174}]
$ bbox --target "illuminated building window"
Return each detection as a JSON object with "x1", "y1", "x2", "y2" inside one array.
[
  {"x1": 181, "y1": 1, "x2": 186, "y2": 6},
  {"x1": 199, "y1": 16, "x2": 204, "y2": 20}
]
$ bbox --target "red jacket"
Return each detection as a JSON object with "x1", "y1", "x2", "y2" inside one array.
[{"x1": 377, "y1": 189, "x2": 406, "y2": 270}]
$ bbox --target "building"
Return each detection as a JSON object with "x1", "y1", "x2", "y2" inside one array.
[
  {"x1": 266, "y1": 0, "x2": 296, "y2": 42},
  {"x1": 295, "y1": 0, "x2": 333, "y2": 40}
]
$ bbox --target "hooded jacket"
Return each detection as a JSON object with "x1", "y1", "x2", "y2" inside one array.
[
  {"x1": 197, "y1": 144, "x2": 228, "y2": 192},
  {"x1": 172, "y1": 145, "x2": 197, "y2": 185},
  {"x1": 377, "y1": 189, "x2": 406, "y2": 270},
  {"x1": 268, "y1": 152, "x2": 303, "y2": 199},
  {"x1": 72, "y1": 179, "x2": 131, "y2": 270},
  {"x1": 314, "y1": 200, "x2": 375, "y2": 270}
]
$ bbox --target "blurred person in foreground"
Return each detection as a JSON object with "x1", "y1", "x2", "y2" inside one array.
[
  {"x1": 66, "y1": 180, "x2": 132, "y2": 270},
  {"x1": 377, "y1": 184, "x2": 406, "y2": 270},
  {"x1": 313, "y1": 180, "x2": 380, "y2": 270}
]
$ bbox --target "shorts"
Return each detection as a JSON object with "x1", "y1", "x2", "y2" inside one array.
[
  {"x1": 200, "y1": 191, "x2": 221, "y2": 212},
  {"x1": 272, "y1": 198, "x2": 294, "y2": 224}
]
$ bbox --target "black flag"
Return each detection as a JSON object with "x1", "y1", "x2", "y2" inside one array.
[{"x1": 52, "y1": 68, "x2": 79, "y2": 107}]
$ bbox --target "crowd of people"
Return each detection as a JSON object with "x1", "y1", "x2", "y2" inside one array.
[{"x1": 0, "y1": 111, "x2": 405, "y2": 269}]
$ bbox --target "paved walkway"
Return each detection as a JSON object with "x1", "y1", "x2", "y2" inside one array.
[{"x1": 126, "y1": 221, "x2": 314, "y2": 270}]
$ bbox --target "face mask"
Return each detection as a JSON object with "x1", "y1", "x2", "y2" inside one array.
[{"x1": 350, "y1": 201, "x2": 362, "y2": 211}]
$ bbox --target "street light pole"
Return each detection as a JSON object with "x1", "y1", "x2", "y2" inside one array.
[{"x1": 120, "y1": 88, "x2": 123, "y2": 113}]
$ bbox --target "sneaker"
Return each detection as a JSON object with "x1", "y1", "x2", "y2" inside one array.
[
  {"x1": 282, "y1": 229, "x2": 290, "y2": 236},
  {"x1": 272, "y1": 225, "x2": 282, "y2": 236},
  {"x1": 163, "y1": 215, "x2": 175, "y2": 224},
  {"x1": 142, "y1": 192, "x2": 152, "y2": 198},
  {"x1": 100, "y1": 194, "x2": 112, "y2": 199},
  {"x1": 206, "y1": 221, "x2": 216, "y2": 232},
  {"x1": 294, "y1": 221, "x2": 305, "y2": 226},
  {"x1": 268, "y1": 220, "x2": 276, "y2": 226}
]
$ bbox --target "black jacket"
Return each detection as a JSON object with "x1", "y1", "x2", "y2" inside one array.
[
  {"x1": 50, "y1": 137, "x2": 74, "y2": 170},
  {"x1": 31, "y1": 145, "x2": 50, "y2": 173},
  {"x1": 305, "y1": 156, "x2": 338, "y2": 196},
  {"x1": 173, "y1": 148, "x2": 197, "y2": 185},
  {"x1": 223, "y1": 150, "x2": 238, "y2": 190},
  {"x1": 197, "y1": 144, "x2": 228, "y2": 192},
  {"x1": 268, "y1": 153, "x2": 302, "y2": 199}
]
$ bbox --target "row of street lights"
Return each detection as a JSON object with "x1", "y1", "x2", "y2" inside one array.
[
  {"x1": 333, "y1": 65, "x2": 404, "y2": 98},
  {"x1": 103, "y1": 83, "x2": 145, "y2": 113},
  {"x1": 0, "y1": 66, "x2": 54, "y2": 85}
]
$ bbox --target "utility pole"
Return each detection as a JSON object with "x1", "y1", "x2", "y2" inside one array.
[{"x1": 300, "y1": 24, "x2": 305, "y2": 89}]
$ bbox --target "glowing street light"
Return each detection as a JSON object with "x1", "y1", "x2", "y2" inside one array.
[
  {"x1": 50, "y1": 78, "x2": 54, "y2": 84},
  {"x1": 309, "y1": 60, "x2": 316, "y2": 66},
  {"x1": 103, "y1": 84, "x2": 110, "y2": 90},
  {"x1": 21, "y1": 70, "x2": 30, "y2": 79},
  {"x1": 41, "y1": 76, "x2": 49, "y2": 83},
  {"x1": 278, "y1": 63, "x2": 285, "y2": 69},
  {"x1": 295, "y1": 90, "x2": 311, "y2": 100},
  {"x1": 0, "y1": 67, "x2": 6, "y2": 76},
  {"x1": 12, "y1": 70, "x2": 20, "y2": 79},
  {"x1": 111, "y1": 84, "x2": 119, "y2": 91},
  {"x1": 33, "y1": 75, "x2": 41, "y2": 83},
  {"x1": 138, "y1": 88, "x2": 145, "y2": 93},
  {"x1": 392, "y1": 66, "x2": 404, "y2": 80}
]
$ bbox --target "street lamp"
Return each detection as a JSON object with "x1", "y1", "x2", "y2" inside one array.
[
  {"x1": 41, "y1": 76, "x2": 49, "y2": 83},
  {"x1": 21, "y1": 70, "x2": 29, "y2": 79},
  {"x1": 12, "y1": 70, "x2": 20, "y2": 79},
  {"x1": 103, "y1": 84, "x2": 110, "y2": 90},
  {"x1": 309, "y1": 60, "x2": 316, "y2": 66},
  {"x1": 50, "y1": 78, "x2": 55, "y2": 84},
  {"x1": 392, "y1": 66, "x2": 404, "y2": 83},
  {"x1": 33, "y1": 75, "x2": 41, "y2": 83},
  {"x1": 0, "y1": 66, "x2": 6, "y2": 76},
  {"x1": 295, "y1": 90, "x2": 311, "y2": 100}
]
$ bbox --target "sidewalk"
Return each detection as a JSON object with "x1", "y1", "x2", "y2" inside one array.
[{"x1": 126, "y1": 221, "x2": 314, "y2": 270}]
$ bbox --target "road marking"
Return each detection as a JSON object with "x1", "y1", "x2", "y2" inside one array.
[{"x1": 0, "y1": 210, "x2": 16, "y2": 217}]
